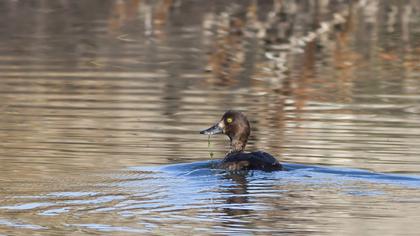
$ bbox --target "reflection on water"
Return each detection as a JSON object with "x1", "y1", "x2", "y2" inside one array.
[
  {"x1": 0, "y1": 0, "x2": 419, "y2": 235},
  {"x1": 1, "y1": 162, "x2": 420, "y2": 235}
]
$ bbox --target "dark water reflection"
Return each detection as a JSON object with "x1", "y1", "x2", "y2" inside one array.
[{"x1": 1, "y1": 0, "x2": 420, "y2": 235}]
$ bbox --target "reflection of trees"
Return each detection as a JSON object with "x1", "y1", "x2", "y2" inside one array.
[{"x1": 0, "y1": 0, "x2": 419, "y2": 179}]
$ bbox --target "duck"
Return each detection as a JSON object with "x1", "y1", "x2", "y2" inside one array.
[{"x1": 200, "y1": 110, "x2": 283, "y2": 171}]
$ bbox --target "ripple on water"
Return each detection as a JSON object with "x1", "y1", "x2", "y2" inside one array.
[{"x1": 0, "y1": 161, "x2": 419, "y2": 234}]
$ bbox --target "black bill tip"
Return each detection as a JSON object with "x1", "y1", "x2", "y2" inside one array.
[{"x1": 200, "y1": 123, "x2": 223, "y2": 135}]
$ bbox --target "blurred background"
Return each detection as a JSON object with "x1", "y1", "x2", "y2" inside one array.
[{"x1": 0, "y1": 0, "x2": 419, "y2": 235}]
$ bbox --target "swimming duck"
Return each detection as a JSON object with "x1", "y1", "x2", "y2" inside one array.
[{"x1": 200, "y1": 110, "x2": 282, "y2": 171}]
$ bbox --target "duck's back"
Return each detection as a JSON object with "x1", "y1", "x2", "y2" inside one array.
[{"x1": 220, "y1": 151, "x2": 282, "y2": 171}]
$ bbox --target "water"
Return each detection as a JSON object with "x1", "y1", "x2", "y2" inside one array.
[{"x1": 0, "y1": 0, "x2": 420, "y2": 235}]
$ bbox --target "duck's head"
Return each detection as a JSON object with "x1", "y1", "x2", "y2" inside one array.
[{"x1": 200, "y1": 110, "x2": 250, "y2": 152}]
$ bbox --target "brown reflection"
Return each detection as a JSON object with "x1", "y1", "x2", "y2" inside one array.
[
  {"x1": 205, "y1": 12, "x2": 246, "y2": 86},
  {"x1": 221, "y1": 173, "x2": 251, "y2": 217}
]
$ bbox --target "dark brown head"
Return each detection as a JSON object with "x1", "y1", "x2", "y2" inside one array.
[{"x1": 200, "y1": 110, "x2": 250, "y2": 152}]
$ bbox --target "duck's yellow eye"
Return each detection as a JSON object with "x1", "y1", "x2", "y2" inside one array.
[{"x1": 226, "y1": 117, "x2": 233, "y2": 123}]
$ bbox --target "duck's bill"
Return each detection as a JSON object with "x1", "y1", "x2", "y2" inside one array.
[{"x1": 200, "y1": 122, "x2": 223, "y2": 135}]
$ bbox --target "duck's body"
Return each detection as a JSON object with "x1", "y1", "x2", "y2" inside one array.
[
  {"x1": 200, "y1": 110, "x2": 283, "y2": 172},
  {"x1": 221, "y1": 151, "x2": 282, "y2": 171}
]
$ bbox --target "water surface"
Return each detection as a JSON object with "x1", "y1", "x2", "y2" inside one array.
[{"x1": 1, "y1": 0, "x2": 420, "y2": 235}]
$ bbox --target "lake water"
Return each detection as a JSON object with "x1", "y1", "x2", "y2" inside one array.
[{"x1": 1, "y1": 0, "x2": 420, "y2": 235}]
